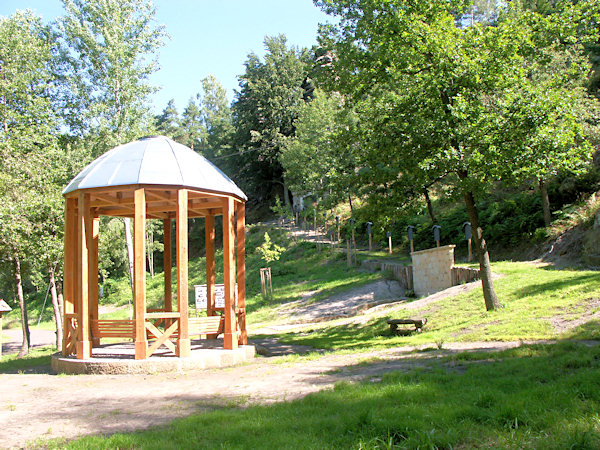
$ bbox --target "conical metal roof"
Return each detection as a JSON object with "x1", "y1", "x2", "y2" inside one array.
[{"x1": 63, "y1": 136, "x2": 247, "y2": 200}]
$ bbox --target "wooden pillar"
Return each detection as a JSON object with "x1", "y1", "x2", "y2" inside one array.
[
  {"x1": 163, "y1": 218, "x2": 172, "y2": 312},
  {"x1": 76, "y1": 192, "x2": 91, "y2": 359},
  {"x1": 205, "y1": 214, "x2": 215, "y2": 319},
  {"x1": 134, "y1": 188, "x2": 148, "y2": 360},
  {"x1": 236, "y1": 201, "x2": 247, "y2": 345},
  {"x1": 223, "y1": 197, "x2": 238, "y2": 350},
  {"x1": 176, "y1": 189, "x2": 190, "y2": 357},
  {"x1": 62, "y1": 197, "x2": 76, "y2": 356},
  {"x1": 90, "y1": 214, "x2": 100, "y2": 347}
]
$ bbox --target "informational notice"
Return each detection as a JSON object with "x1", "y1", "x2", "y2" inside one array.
[{"x1": 194, "y1": 283, "x2": 238, "y2": 309}]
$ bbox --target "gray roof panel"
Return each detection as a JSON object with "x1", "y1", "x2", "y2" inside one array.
[{"x1": 63, "y1": 136, "x2": 247, "y2": 200}]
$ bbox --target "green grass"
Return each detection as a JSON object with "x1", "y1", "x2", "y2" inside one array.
[
  {"x1": 49, "y1": 341, "x2": 600, "y2": 449},
  {"x1": 0, "y1": 346, "x2": 55, "y2": 373},
  {"x1": 274, "y1": 261, "x2": 600, "y2": 350}
]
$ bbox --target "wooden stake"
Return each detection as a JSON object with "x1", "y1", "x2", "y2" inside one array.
[
  {"x1": 368, "y1": 234, "x2": 372, "y2": 252},
  {"x1": 468, "y1": 238, "x2": 472, "y2": 262},
  {"x1": 176, "y1": 189, "x2": 190, "y2": 357},
  {"x1": 347, "y1": 240, "x2": 352, "y2": 267},
  {"x1": 388, "y1": 235, "x2": 393, "y2": 255},
  {"x1": 134, "y1": 188, "x2": 148, "y2": 360},
  {"x1": 410, "y1": 239, "x2": 414, "y2": 254},
  {"x1": 223, "y1": 197, "x2": 238, "y2": 349}
]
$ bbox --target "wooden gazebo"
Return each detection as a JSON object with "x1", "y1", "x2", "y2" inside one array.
[{"x1": 61, "y1": 136, "x2": 247, "y2": 360}]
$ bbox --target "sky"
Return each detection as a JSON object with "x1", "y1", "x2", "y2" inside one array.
[{"x1": 0, "y1": 0, "x2": 333, "y2": 113}]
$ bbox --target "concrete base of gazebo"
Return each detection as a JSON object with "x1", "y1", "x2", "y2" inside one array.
[{"x1": 51, "y1": 339, "x2": 255, "y2": 375}]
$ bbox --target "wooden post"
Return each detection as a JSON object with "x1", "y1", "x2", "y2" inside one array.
[
  {"x1": 176, "y1": 189, "x2": 190, "y2": 357},
  {"x1": 205, "y1": 215, "x2": 215, "y2": 319},
  {"x1": 134, "y1": 188, "x2": 148, "y2": 360},
  {"x1": 223, "y1": 197, "x2": 238, "y2": 350},
  {"x1": 388, "y1": 234, "x2": 393, "y2": 255},
  {"x1": 368, "y1": 234, "x2": 372, "y2": 252},
  {"x1": 90, "y1": 215, "x2": 100, "y2": 347},
  {"x1": 62, "y1": 198, "x2": 76, "y2": 355},
  {"x1": 163, "y1": 219, "x2": 172, "y2": 313},
  {"x1": 468, "y1": 238, "x2": 472, "y2": 262},
  {"x1": 76, "y1": 192, "x2": 91, "y2": 359},
  {"x1": 410, "y1": 239, "x2": 414, "y2": 253},
  {"x1": 347, "y1": 239, "x2": 352, "y2": 267},
  {"x1": 236, "y1": 202, "x2": 247, "y2": 345}
]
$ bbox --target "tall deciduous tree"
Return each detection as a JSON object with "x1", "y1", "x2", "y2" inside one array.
[
  {"x1": 58, "y1": 0, "x2": 166, "y2": 154},
  {"x1": 0, "y1": 11, "x2": 62, "y2": 355},
  {"x1": 232, "y1": 35, "x2": 312, "y2": 205},
  {"x1": 315, "y1": 0, "x2": 599, "y2": 310}
]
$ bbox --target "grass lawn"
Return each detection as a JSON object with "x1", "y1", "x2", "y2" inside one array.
[
  {"x1": 0, "y1": 346, "x2": 55, "y2": 373},
  {"x1": 274, "y1": 261, "x2": 600, "y2": 350},
  {"x1": 50, "y1": 341, "x2": 600, "y2": 449}
]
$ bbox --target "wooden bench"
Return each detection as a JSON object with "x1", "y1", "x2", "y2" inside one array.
[
  {"x1": 188, "y1": 315, "x2": 224, "y2": 337},
  {"x1": 387, "y1": 318, "x2": 427, "y2": 335},
  {"x1": 92, "y1": 319, "x2": 135, "y2": 339}
]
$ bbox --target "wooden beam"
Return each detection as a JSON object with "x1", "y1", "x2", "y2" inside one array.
[
  {"x1": 90, "y1": 215, "x2": 100, "y2": 347},
  {"x1": 134, "y1": 188, "x2": 148, "y2": 359},
  {"x1": 62, "y1": 198, "x2": 77, "y2": 356},
  {"x1": 164, "y1": 218, "x2": 172, "y2": 313},
  {"x1": 76, "y1": 192, "x2": 91, "y2": 359},
  {"x1": 223, "y1": 196, "x2": 238, "y2": 350},
  {"x1": 236, "y1": 202, "x2": 247, "y2": 345},
  {"x1": 176, "y1": 189, "x2": 190, "y2": 357},
  {"x1": 205, "y1": 214, "x2": 215, "y2": 326}
]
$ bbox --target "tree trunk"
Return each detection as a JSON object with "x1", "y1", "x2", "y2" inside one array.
[
  {"x1": 348, "y1": 194, "x2": 354, "y2": 214},
  {"x1": 147, "y1": 229, "x2": 155, "y2": 278},
  {"x1": 13, "y1": 255, "x2": 30, "y2": 357},
  {"x1": 462, "y1": 189, "x2": 503, "y2": 311},
  {"x1": 283, "y1": 183, "x2": 291, "y2": 209},
  {"x1": 49, "y1": 265, "x2": 62, "y2": 350},
  {"x1": 423, "y1": 188, "x2": 436, "y2": 223},
  {"x1": 123, "y1": 217, "x2": 135, "y2": 297},
  {"x1": 539, "y1": 178, "x2": 551, "y2": 227}
]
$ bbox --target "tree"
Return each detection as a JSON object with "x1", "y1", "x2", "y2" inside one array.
[
  {"x1": 0, "y1": 11, "x2": 62, "y2": 355},
  {"x1": 231, "y1": 35, "x2": 313, "y2": 205},
  {"x1": 155, "y1": 99, "x2": 181, "y2": 140},
  {"x1": 315, "y1": 0, "x2": 599, "y2": 310},
  {"x1": 58, "y1": 0, "x2": 166, "y2": 154},
  {"x1": 281, "y1": 89, "x2": 357, "y2": 207}
]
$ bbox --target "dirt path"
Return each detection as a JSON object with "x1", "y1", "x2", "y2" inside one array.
[{"x1": 1, "y1": 339, "x2": 535, "y2": 449}]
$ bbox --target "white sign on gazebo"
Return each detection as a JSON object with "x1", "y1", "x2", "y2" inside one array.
[{"x1": 195, "y1": 284, "x2": 238, "y2": 309}]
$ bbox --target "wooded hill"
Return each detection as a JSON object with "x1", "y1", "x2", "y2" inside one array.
[{"x1": 1, "y1": 0, "x2": 599, "y2": 354}]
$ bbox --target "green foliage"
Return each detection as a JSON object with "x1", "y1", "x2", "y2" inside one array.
[
  {"x1": 230, "y1": 34, "x2": 313, "y2": 203},
  {"x1": 256, "y1": 232, "x2": 285, "y2": 264}
]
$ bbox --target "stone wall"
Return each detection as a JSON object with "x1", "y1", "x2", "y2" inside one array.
[{"x1": 411, "y1": 245, "x2": 456, "y2": 297}]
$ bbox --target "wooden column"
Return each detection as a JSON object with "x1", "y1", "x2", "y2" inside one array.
[
  {"x1": 62, "y1": 197, "x2": 77, "y2": 356},
  {"x1": 134, "y1": 188, "x2": 148, "y2": 360},
  {"x1": 176, "y1": 189, "x2": 190, "y2": 357},
  {"x1": 90, "y1": 214, "x2": 100, "y2": 347},
  {"x1": 236, "y1": 201, "x2": 247, "y2": 345},
  {"x1": 205, "y1": 214, "x2": 215, "y2": 319},
  {"x1": 163, "y1": 218, "x2": 172, "y2": 312},
  {"x1": 76, "y1": 192, "x2": 91, "y2": 359},
  {"x1": 223, "y1": 197, "x2": 238, "y2": 350}
]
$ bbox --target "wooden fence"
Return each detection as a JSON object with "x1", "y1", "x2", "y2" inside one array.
[{"x1": 451, "y1": 267, "x2": 480, "y2": 285}]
